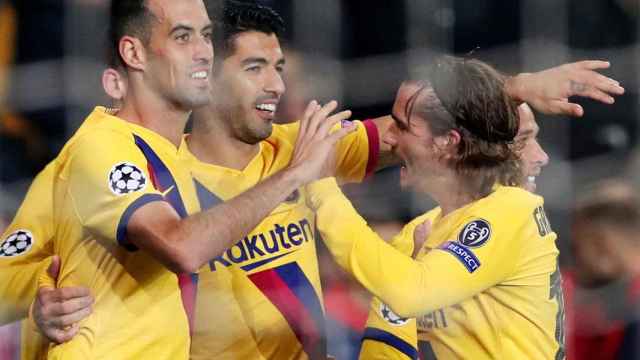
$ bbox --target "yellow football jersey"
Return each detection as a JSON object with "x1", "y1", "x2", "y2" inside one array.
[
  {"x1": 183, "y1": 120, "x2": 378, "y2": 360},
  {"x1": 0, "y1": 162, "x2": 55, "y2": 324},
  {"x1": 309, "y1": 180, "x2": 565, "y2": 360},
  {"x1": 43, "y1": 107, "x2": 200, "y2": 359},
  {"x1": 0, "y1": 162, "x2": 58, "y2": 360}
]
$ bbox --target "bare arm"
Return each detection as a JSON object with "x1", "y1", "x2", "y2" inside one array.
[{"x1": 127, "y1": 100, "x2": 356, "y2": 273}]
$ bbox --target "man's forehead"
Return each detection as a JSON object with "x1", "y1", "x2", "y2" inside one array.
[
  {"x1": 517, "y1": 103, "x2": 538, "y2": 135},
  {"x1": 147, "y1": 0, "x2": 210, "y2": 27},
  {"x1": 231, "y1": 31, "x2": 283, "y2": 59}
]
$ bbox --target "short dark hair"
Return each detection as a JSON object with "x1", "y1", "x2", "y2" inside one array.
[
  {"x1": 408, "y1": 56, "x2": 521, "y2": 196},
  {"x1": 109, "y1": 0, "x2": 157, "y2": 68},
  {"x1": 204, "y1": 0, "x2": 284, "y2": 64}
]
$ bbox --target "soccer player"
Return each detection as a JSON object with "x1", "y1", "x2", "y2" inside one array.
[
  {"x1": 183, "y1": 2, "x2": 384, "y2": 359},
  {"x1": 358, "y1": 102, "x2": 551, "y2": 359},
  {"x1": 305, "y1": 56, "x2": 598, "y2": 359},
  {"x1": 3, "y1": 0, "x2": 355, "y2": 358}
]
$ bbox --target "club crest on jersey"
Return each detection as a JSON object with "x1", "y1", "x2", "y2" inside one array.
[
  {"x1": 0, "y1": 230, "x2": 34, "y2": 257},
  {"x1": 108, "y1": 162, "x2": 147, "y2": 195},
  {"x1": 379, "y1": 302, "x2": 409, "y2": 326},
  {"x1": 457, "y1": 219, "x2": 491, "y2": 247}
]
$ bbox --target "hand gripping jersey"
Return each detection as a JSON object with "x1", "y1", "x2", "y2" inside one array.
[
  {"x1": 308, "y1": 180, "x2": 565, "y2": 360},
  {"x1": 183, "y1": 120, "x2": 379, "y2": 360},
  {"x1": 41, "y1": 107, "x2": 201, "y2": 359}
]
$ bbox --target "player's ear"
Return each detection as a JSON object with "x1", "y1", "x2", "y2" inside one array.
[
  {"x1": 102, "y1": 68, "x2": 126, "y2": 100},
  {"x1": 434, "y1": 129, "x2": 460, "y2": 149},
  {"x1": 119, "y1": 36, "x2": 147, "y2": 72}
]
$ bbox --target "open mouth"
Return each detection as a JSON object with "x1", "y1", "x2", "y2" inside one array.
[
  {"x1": 190, "y1": 70, "x2": 209, "y2": 83},
  {"x1": 256, "y1": 103, "x2": 276, "y2": 113},
  {"x1": 255, "y1": 102, "x2": 278, "y2": 119}
]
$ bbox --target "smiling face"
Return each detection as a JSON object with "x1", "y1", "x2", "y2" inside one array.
[
  {"x1": 515, "y1": 103, "x2": 549, "y2": 193},
  {"x1": 384, "y1": 82, "x2": 448, "y2": 192},
  {"x1": 144, "y1": 0, "x2": 214, "y2": 109},
  {"x1": 210, "y1": 31, "x2": 285, "y2": 144}
]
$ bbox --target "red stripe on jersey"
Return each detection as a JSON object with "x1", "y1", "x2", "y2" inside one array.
[
  {"x1": 147, "y1": 162, "x2": 160, "y2": 190},
  {"x1": 249, "y1": 268, "x2": 324, "y2": 359},
  {"x1": 362, "y1": 119, "x2": 380, "y2": 177},
  {"x1": 178, "y1": 273, "x2": 198, "y2": 335}
]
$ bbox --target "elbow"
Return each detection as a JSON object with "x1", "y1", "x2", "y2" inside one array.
[
  {"x1": 158, "y1": 233, "x2": 203, "y2": 274},
  {"x1": 165, "y1": 249, "x2": 202, "y2": 274}
]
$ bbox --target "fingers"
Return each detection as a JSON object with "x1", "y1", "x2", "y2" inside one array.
[
  {"x1": 47, "y1": 322, "x2": 80, "y2": 344},
  {"x1": 47, "y1": 255, "x2": 61, "y2": 280},
  {"x1": 411, "y1": 220, "x2": 431, "y2": 259},
  {"x1": 317, "y1": 109, "x2": 352, "y2": 137},
  {"x1": 46, "y1": 291, "x2": 93, "y2": 318},
  {"x1": 298, "y1": 100, "x2": 319, "y2": 139},
  {"x1": 50, "y1": 302, "x2": 93, "y2": 329},
  {"x1": 327, "y1": 120, "x2": 357, "y2": 144},
  {"x1": 34, "y1": 285, "x2": 93, "y2": 343},
  {"x1": 47, "y1": 286, "x2": 92, "y2": 303},
  {"x1": 551, "y1": 101, "x2": 583, "y2": 117},
  {"x1": 575, "y1": 60, "x2": 610, "y2": 70},
  {"x1": 573, "y1": 72, "x2": 624, "y2": 102},
  {"x1": 307, "y1": 100, "x2": 338, "y2": 136}
]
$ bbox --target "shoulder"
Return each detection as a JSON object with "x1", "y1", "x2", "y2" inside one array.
[
  {"x1": 267, "y1": 122, "x2": 300, "y2": 144},
  {"x1": 404, "y1": 208, "x2": 441, "y2": 233},
  {"x1": 458, "y1": 187, "x2": 545, "y2": 246},
  {"x1": 481, "y1": 186, "x2": 543, "y2": 222}
]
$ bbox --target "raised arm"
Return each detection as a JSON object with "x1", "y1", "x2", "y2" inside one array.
[{"x1": 127, "y1": 101, "x2": 356, "y2": 273}]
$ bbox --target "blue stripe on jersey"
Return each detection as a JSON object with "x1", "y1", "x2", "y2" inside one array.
[
  {"x1": 116, "y1": 193, "x2": 164, "y2": 251},
  {"x1": 418, "y1": 340, "x2": 438, "y2": 360},
  {"x1": 193, "y1": 179, "x2": 223, "y2": 210},
  {"x1": 274, "y1": 262, "x2": 326, "y2": 339},
  {"x1": 362, "y1": 327, "x2": 418, "y2": 360},
  {"x1": 133, "y1": 135, "x2": 187, "y2": 218},
  {"x1": 240, "y1": 251, "x2": 295, "y2": 272}
]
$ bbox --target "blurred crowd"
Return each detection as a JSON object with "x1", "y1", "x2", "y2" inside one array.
[{"x1": 0, "y1": 0, "x2": 639, "y2": 359}]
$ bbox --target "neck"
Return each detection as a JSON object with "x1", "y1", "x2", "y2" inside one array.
[
  {"x1": 188, "y1": 109, "x2": 260, "y2": 170},
  {"x1": 117, "y1": 81, "x2": 190, "y2": 147},
  {"x1": 424, "y1": 174, "x2": 477, "y2": 217}
]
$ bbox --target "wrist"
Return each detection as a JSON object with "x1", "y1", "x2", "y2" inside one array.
[
  {"x1": 305, "y1": 177, "x2": 340, "y2": 210},
  {"x1": 505, "y1": 73, "x2": 531, "y2": 104},
  {"x1": 279, "y1": 165, "x2": 307, "y2": 194}
]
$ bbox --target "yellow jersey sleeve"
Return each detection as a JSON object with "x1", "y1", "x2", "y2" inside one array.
[
  {"x1": 358, "y1": 212, "x2": 439, "y2": 360},
  {"x1": 0, "y1": 162, "x2": 56, "y2": 324},
  {"x1": 64, "y1": 132, "x2": 166, "y2": 250},
  {"x1": 307, "y1": 178, "x2": 531, "y2": 318},
  {"x1": 334, "y1": 119, "x2": 379, "y2": 183},
  {"x1": 272, "y1": 119, "x2": 379, "y2": 183},
  {"x1": 360, "y1": 296, "x2": 419, "y2": 360}
]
